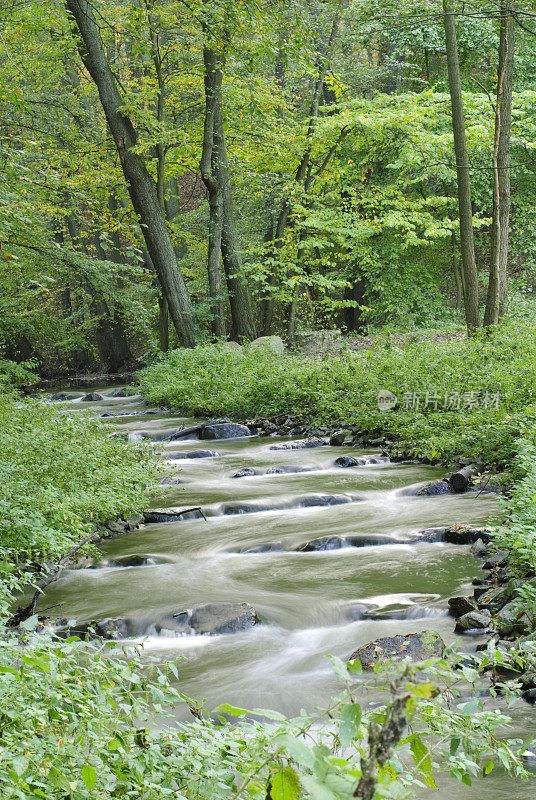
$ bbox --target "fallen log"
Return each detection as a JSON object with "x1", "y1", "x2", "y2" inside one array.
[{"x1": 449, "y1": 464, "x2": 479, "y2": 492}]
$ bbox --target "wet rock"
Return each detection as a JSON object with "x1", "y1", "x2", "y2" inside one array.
[
  {"x1": 334, "y1": 455, "x2": 360, "y2": 468},
  {"x1": 50, "y1": 391, "x2": 80, "y2": 401},
  {"x1": 448, "y1": 596, "x2": 479, "y2": 618},
  {"x1": 223, "y1": 502, "x2": 264, "y2": 515},
  {"x1": 58, "y1": 618, "x2": 130, "y2": 640},
  {"x1": 266, "y1": 465, "x2": 311, "y2": 474},
  {"x1": 444, "y1": 527, "x2": 493, "y2": 545},
  {"x1": 296, "y1": 536, "x2": 348, "y2": 552},
  {"x1": 159, "y1": 476, "x2": 183, "y2": 486},
  {"x1": 298, "y1": 494, "x2": 352, "y2": 508},
  {"x1": 157, "y1": 603, "x2": 258, "y2": 636},
  {"x1": 247, "y1": 335, "x2": 285, "y2": 354},
  {"x1": 454, "y1": 609, "x2": 491, "y2": 633},
  {"x1": 496, "y1": 601, "x2": 531, "y2": 637},
  {"x1": 477, "y1": 584, "x2": 513, "y2": 612},
  {"x1": 240, "y1": 542, "x2": 285, "y2": 554},
  {"x1": 470, "y1": 538, "x2": 489, "y2": 558},
  {"x1": 522, "y1": 688, "x2": 536, "y2": 705},
  {"x1": 107, "y1": 554, "x2": 170, "y2": 568},
  {"x1": 108, "y1": 387, "x2": 128, "y2": 398},
  {"x1": 232, "y1": 468, "x2": 257, "y2": 478},
  {"x1": 345, "y1": 603, "x2": 372, "y2": 621},
  {"x1": 81, "y1": 392, "x2": 103, "y2": 402},
  {"x1": 417, "y1": 527, "x2": 450, "y2": 542},
  {"x1": 416, "y1": 480, "x2": 453, "y2": 496},
  {"x1": 349, "y1": 630, "x2": 445, "y2": 670},
  {"x1": 144, "y1": 507, "x2": 204, "y2": 523},
  {"x1": 329, "y1": 430, "x2": 352, "y2": 446},
  {"x1": 269, "y1": 438, "x2": 325, "y2": 451},
  {"x1": 199, "y1": 423, "x2": 251, "y2": 440},
  {"x1": 482, "y1": 552, "x2": 508, "y2": 570},
  {"x1": 168, "y1": 450, "x2": 218, "y2": 459},
  {"x1": 105, "y1": 519, "x2": 128, "y2": 535}
]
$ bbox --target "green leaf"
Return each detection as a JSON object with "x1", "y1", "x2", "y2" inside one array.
[
  {"x1": 276, "y1": 734, "x2": 315, "y2": 768},
  {"x1": 329, "y1": 655, "x2": 349, "y2": 681},
  {"x1": 48, "y1": 767, "x2": 71, "y2": 792},
  {"x1": 450, "y1": 736, "x2": 461, "y2": 756},
  {"x1": 267, "y1": 766, "x2": 300, "y2": 800},
  {"x1": 408, "y1": 734, "x2": 437, "y2": 790},
  {"x1": 81, "y1": 765, "x2": 97, "y2": 790},
  {"x1": 339, "y1": 703, "x2": 362, "y2": 748},
  {"x1": 19, "y1": 614, "x2": 39, "y2": 630},
  {"x1": 347, "y1": 658, "x2": 362, "y2": 673},
  {"x1": 213, "y1": 703, "x2": 249, "y2": 717},
  {"x1": 483, "y1": 760, "x2": 494, "y2": 776}
]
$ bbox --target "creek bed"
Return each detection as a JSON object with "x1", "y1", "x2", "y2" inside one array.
[{"x1": 43, "y1": 389, "x2": 535, "y2": 799}]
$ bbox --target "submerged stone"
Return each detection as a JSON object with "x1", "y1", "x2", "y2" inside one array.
[
  {"x1": 269, "y1": 437, "x2": 325, "y2": 450},
  {"x1": 349, "y1": 630, "x2": 445, "y2": 669},
  {"x1": 157, "y1": 603, "x2": 258, "y2": 636},
  {"x1": 168, "y1": 450, "x2": 218, "y2": 459}
]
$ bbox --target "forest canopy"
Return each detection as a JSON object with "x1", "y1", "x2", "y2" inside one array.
[{"x1": 0, "y1": 0, "x2": 535, "y2": 372}]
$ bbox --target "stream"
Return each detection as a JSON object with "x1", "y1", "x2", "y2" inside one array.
[{"x1": 44, "y1": 388, "x2": 536, "y2": 799}]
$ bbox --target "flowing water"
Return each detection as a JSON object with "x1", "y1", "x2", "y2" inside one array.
[{"x1": 44, "y1": 389, "x2": 536, "y2": 798}]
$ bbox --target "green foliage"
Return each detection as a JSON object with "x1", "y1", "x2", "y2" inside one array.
[
  {"x1": 0, "y1": 396, "x2": 157, "y2": 559},
  {"x1": 0, "y1": 595, "x2": 526, "y2": 799},
  {"x1": 0, "y1": 359, "x2": 37, "y2": 392},
  {"x1": 138, "y1": 314, "x2": 536, "y2": 469}
]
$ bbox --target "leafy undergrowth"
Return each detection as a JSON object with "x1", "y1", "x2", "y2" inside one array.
[
  {"x1": 0, "y1": 395, "x2": 158, "y2": 561},
  {"x1": 137, "y1": 316, "x2": 536, "y2": 472},
  {"x1": 0, "y1": 573, "x2": 527, "y2": 800}
]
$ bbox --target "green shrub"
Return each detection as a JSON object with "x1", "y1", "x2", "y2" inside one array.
[
  {"x1": 137, "y1": 318, "x2": 536, "y2": 470},
  {"x1": 0, "y1": 396, "x2": 158, "y2": 560}
]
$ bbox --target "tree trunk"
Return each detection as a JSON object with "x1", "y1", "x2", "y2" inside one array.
[
  {"x1": 200, "y1": 36, "x2": 256, "y2": 342},
  {"x1": 484, "y1": 1, "x2": 514, "y2": 326},
  {"x1": 65, "y1": 0, "x2": 196, "y2": 347},
  {"x1": 200, "y1": 43, "x2": 227, "y2": 340},
  {"x1": 443, "y1": 0, "x2": 480, "y2": 330}
]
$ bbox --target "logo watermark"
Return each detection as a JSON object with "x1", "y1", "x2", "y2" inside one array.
[{"x1": 377, "y1": 389, "x2": 500, "y2": 411}]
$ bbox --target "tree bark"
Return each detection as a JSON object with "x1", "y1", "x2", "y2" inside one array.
[
  {"x1": 443, "y1": 0, "x2": 480, "y2": 330},
  {"x1": 484, "y1": 1, "x2": 514, "y2": 326},
  {"x1": 200, "y1": 43, "x2": 227, "y2": 339},
  {"x1": 200, "y1": 35, "x2": 256, "y2": 341},
  {"x1": 65, "y1": 0, "x2": 196, "y2": 347}
]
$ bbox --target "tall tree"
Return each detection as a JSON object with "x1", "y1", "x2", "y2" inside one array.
[
  {"x1": 484, "y1": 1, "x2": 514, "y2": 326},
  {"x1": 64, "y1": 0, "x2": 197, "y2": 347},
  {"x1": 443, "y1": 0, "x2": 480, "y2": 330},
  {"x1": 200, "y1": 21, "x2": 257, "y2": 342}
]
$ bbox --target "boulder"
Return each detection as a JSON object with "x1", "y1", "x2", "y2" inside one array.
[
  {"x1": 416, "y1": 480, "x2": 453, "y2": 496},
  {"x1": 81, "y1": 392, "x2": 103, "y2": 402},
  {"x1": 106, "y1": 554, "x2": 170, "y2": 568},
  {"x1": 169, "y1": 450, "x2": 218, "y2": 459},
  {"x1": 349, "y1": 631, "x2": 445, "y2": 670},
  {"x1": 159, "y1": 476, "x2": 183, "y2": 486},
  {"x1": 298, "y1": 494, "x2": 352, "y2": 508},
  {"x1": 143, "y1": 507, "x2": 204, "y2": 523},
  {"x1": 470, "y1": 538, "x2": 489, "y2": 558},
  {"x1": 50, "y1": 391, "x2": 78, "y2": 401},
  {"x1": 334, "y1": 455, "x2": 360, "y2": 468},
  {"x1": 454, "y1": 610, "x2": 491, "y2": 633},
  {"x1": 448, "y1": 596, "x2": 479, "y2": 618},
  {"x1": 482, "y1": 552, "x2": 508, "y2": 570},
  {"x1": 157, "y1": 603, "x2": 258, "y2": 636},
  {"x1": 329, "y1": 430, "x2": 352, "y2": 446},
  {"x1": 294, "y1": 329, "x2": 342, "y2": 356},
  {"x1": 108, "y1": 387, "x2": 128, "y2": 398},
  {"x1": 57, "y1": 618, "x2": 130, "y2": 640},
  {"x1": 266, "y1": 465, "x2": 312, "y2": 474},
  {"x1": 296, "y1": 536, "x2": 348, "y2": 552},
  {"x1": 105, "y1": 519, "x2": 128, "y2": 535},
  {"x1": 200, "y1": 423, "x2": 251, "y2": 440},
  {"x1": 444, "y1": 527, "x2": 493, "y2": 545},
  {"x1": 269, "y1": 437, "x2": 325, "y2": 450},
  {"x1": 240, "y1": 542, "x2": 285, "y2": 554},
  {"x1": 477, "y1": 584, "x2": 513, "y2": 612},
  {"x1": 496, "y1": 601, "x2": 531, "y2": 637},
  {"x1": 247, "y1": 335, "x2": 285, "y2": 355},
  {"x1": 232, "y1": 468, "x2": 257, "y2": 478}
]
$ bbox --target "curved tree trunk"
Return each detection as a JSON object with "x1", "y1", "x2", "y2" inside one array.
[{"x1": 65, "y1": 0, "x2": 196, "y2": 347}]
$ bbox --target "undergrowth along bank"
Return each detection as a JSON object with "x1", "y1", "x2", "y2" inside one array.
[
  {"x1": 137, "y1": 318, "x2": 536, "y2": 472},
  {"x1": 0, "y1": 394, "x2": 158, "y2": 562}
]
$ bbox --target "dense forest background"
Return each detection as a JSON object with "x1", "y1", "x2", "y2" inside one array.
[{"x1": 1, "y1": 0, "x2": 535, "y2": 375}]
